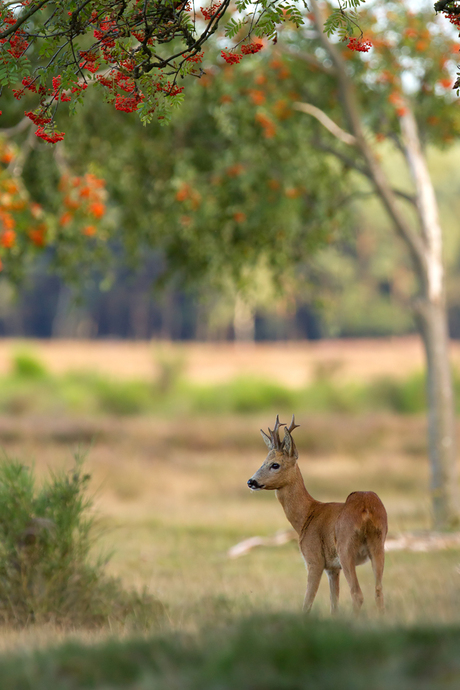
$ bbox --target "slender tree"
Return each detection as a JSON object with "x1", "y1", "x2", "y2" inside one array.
[{"x1": 288, "y1": 0, "x2": 459, "y2": 528}]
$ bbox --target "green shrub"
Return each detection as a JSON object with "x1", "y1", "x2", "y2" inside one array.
[
  {"x1": 299, "y1": 380, "x2": 364, "y2": 414},
  {"x1": 87, "y1": 376, "x2": 154, "y2": 415},
  {"x1": 188, "y1": 377, "x2": 298, "y2": 414},
  {"x1": 368, "y1": 374, "x2": 426, "y2": 413},
  {"x1": 0, "y1": 454, "x2": 164, "y2": 628},
  {"x1": 11, "y1": 351, "x2": 48, "y2": 379}
]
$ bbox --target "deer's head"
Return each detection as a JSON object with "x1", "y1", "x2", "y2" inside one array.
[{"x1": 247, "y1": 415, "x2": 300, "y2": 491}]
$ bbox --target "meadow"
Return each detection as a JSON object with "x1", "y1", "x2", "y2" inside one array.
[{"x1": 0, "y1": 338, "x2": 458, "y2": 688}]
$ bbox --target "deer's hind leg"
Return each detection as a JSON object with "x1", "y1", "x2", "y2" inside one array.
[
  {"x1": 337, "y1": 546, "x2": 364, "y2": 615},
  {"x1": 368, "y1": 539, "x2": 385, "y2": 614}
]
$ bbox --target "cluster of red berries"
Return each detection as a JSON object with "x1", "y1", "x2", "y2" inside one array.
[
  {"x1": 35, "y1": 127, "x2": 65, "y2": 143},
  {"x1": 221, "y1": 50, "x2": 243, "y2": 64},
  {"x1": 241, "y1": 42, "x2": 264, "y2": 55},
  {"x1": 200, "y1": 3, "x2": 222, "y2": 21},
  {"x1": 21, "y1": 76, "x2": 77, "y2": 142},
  {"x1": 1, "y1": 1, "x2": 268, "y2": 142},
  {"x1": 221, "y1": 41, "x2": 264, "y2": 65},
  {"x1": 445, "y1": 12, "x2": 460, "y2": 28},
  {"x1": 347, "y1": 37, "x2": 372, "y2": 52},
  {"x1": 0, "y1": 15, "x2": 29, "y2": 58}
]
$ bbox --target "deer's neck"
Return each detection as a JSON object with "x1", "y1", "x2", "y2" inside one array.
[{"x1": 275, "y1": 465, "x2": 315, "y2": 535}]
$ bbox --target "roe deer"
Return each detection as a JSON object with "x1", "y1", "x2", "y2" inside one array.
[{"x1": 247, "y1": 415, "x2": 388, "y2": 615}]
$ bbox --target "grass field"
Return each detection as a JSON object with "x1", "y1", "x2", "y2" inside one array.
[{"x1": 0, "y1": 338, "x2": 458, "y2": 687}]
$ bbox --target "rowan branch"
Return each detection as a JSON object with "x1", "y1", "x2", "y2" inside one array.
[{"x1": 0, "y1": 0, "x2": 49, "y2": 39}]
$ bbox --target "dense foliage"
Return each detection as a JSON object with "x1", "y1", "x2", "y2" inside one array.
[
  {"x1": 0, "y1": 0, "x2": 309, "y2": 137},
  {"x1": 1, "y1": 0, "x2": 459, "y2": 141},
  {"x1": 0, "y1": 138, "x2": 108, "y2": 279},
  {"x1": 0, "y1": 1, "x2": 458, "y2": 296}
]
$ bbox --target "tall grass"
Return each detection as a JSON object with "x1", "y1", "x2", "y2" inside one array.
[{"x1": 0, "y1": 453, "x2": 163, "y2": 628}]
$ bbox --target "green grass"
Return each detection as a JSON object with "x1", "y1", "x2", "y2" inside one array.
[
  {"x1": 0, "y1": 349, "x2": 437, "y2": 417},
  {"x1": 0, "y1": 411, "x2": 457, "y2": 687},
  {"x1": 0, "y1": 614, "x2": 460, "y2": 689}
]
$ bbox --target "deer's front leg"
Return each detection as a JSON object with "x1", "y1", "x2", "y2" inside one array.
[{"x1": 303, "y1": 563, "x2": 324, "y2": 613}]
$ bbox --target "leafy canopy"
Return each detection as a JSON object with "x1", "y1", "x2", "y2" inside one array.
[{"x1": 1, "y1": 0, "x2": 458, "y2": 141}]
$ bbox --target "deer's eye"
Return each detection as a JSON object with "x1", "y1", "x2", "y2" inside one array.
[{"x1": 270, "y1": 463, "x2": 280, "y2": 470}]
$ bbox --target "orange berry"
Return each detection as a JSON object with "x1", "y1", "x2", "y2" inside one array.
[
  {"x1": 248, "y1": 89, "x2": 265, "y2": 105},
  {"x1": 82, "y1": 225, "x2": 97, "y2": 236},
  {"x1": 60, "y1": 212, "x2": 73, "y2": 226},
  {"x1": 175, "y1": 184, "x2": 190, "y2": 202},
  {"x1": 285, "y1": 188, "x2": 301, "y2": 199},
  {"x1": 28, "y1": 224, "x2": 47, "y2": 247},
  {"x1": 89, "y1": 202, "x2": 106, "y2": 218},
  {"x1": 227, "y1": 163, "x2": 244, "y2": 177},
  {"x1": 0, "y1": 229, "x2": 16, "y2": 248}
]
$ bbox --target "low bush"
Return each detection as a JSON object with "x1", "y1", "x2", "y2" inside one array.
[{"x1": 0, "y1": 454, "x2": 164, "y2": 628}]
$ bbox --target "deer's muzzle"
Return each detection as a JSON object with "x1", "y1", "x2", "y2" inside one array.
[{"x1": 247, "y1": 478, "x2": 264, "y2": 490}]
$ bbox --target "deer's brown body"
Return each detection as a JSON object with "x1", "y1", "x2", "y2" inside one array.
[{"x1": 247, "y1": 416, "x2": 388, "y2": 615}]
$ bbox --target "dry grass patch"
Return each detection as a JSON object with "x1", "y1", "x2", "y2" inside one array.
[{"x1": 0, "y1": 335, "x2": 457, "y2": 385}]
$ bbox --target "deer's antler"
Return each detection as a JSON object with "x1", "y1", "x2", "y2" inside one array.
[
  {"x1": 286, "y1": 414, "x2": 300, "y2": 435},
  {"x1": 267, "y1": 414, "x2": 285, "y2": 450}
]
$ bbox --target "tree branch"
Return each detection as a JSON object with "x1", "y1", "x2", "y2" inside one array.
[
  {"x1": 294, "y1": 101, "x2": 357, "y2": 146},
  {"x1": 0, "y1": 0, "x2": 49, "y2": 39},
  {"x1": 280, "y1": 46, "x2": 336, "y2": 76},
  {"x1": 0, "y1": 117, "x2": 31, "y2": 137},
  {"x1": 313, "y1": 139, "x2": 417, "y2": 207},
  {"x1": 7, "y1": 122, "x2": 37, "y2": 178}
]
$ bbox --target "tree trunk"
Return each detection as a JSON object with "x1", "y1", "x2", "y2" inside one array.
[
  {"x1": 233, "y1": 292, "x2": 255, "y2": 344},
  {"x1": 400, "y1": 107, "x2": 459, "y2": 529},
  {"x1": 415, "y1": 300, "x2": 458, "y2": 528}
]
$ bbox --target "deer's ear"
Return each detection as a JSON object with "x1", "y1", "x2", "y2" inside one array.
[
  {"x1": 260, "y1": 429, "x2": 273, "y2": 450},
  {"x1": 283, "y1": 427, "x2": 298, "y2": 459}
]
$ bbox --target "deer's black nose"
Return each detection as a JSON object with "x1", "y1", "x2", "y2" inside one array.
[{"x1": 247, "y1": 478, "x2": 261, "y2": 489}]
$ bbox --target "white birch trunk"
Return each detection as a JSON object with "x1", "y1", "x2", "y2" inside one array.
[{"x1": 400, "y1": 107, "x2": 458, "y2": 529}]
